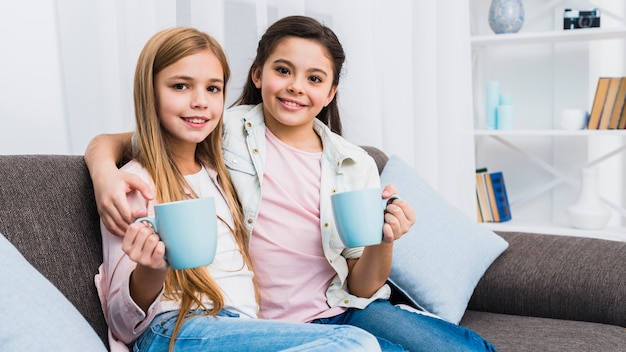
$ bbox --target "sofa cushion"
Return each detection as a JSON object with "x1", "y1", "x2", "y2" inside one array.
[
  {"x1": 469, "y1": 231, "x2": 626, "y2": 327},
  {"x1": 461, "y1": 310, "x2": 626, "y2": 352},
  {"x1": 0, "y1": 155, "x2": 107, "y2": 345},
  {"x1": 380, "y1": 155, "x2": 508, "y2": 324}
]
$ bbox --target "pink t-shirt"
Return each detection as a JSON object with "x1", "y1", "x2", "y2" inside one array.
[{"x1": 250, "y1": 129, "x2": 345, "y2": 322}]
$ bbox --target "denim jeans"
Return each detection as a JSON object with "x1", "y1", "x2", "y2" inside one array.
[
  {"x1": 311, "y1": 300, "x2": 497, "y2": 352},
  {"x1": 134, "y1": 310, "x2": 381, "y2": 351}
]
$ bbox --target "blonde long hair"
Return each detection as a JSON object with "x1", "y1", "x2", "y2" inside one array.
[{"x1": 133, "y1": 27, "x2": 254, "y2": 350}]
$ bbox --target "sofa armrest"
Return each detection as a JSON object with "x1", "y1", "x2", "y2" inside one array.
[{"x1": 468, "y1": 231, "x2": 626, "y2": 327}]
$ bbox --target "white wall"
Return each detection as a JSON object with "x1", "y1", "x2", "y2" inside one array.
[{"x1": 0, "y1": 1, "x2": 70, "y2": 154}]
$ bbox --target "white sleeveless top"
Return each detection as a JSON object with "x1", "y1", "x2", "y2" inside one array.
[{"x1": 160, "y1": 166, "x2": 258, "y2": 319}]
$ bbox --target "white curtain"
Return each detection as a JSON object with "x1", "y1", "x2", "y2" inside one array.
[{"x1": 0, "y1": 0, "x2": 476, "y2": 218}]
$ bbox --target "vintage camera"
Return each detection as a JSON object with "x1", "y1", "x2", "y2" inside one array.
[{"x1": 563, "y1": 8, "x2": 601, "y2": 30}]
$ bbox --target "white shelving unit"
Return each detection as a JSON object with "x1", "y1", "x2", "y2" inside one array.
[
  {"x1": 472, "y1": 26, "x2": 626, "y2": 47},
  {"x1": 469, "y1": 4, "x2": 626, "y2": 240}
]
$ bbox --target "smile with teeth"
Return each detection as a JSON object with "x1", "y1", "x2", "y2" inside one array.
[
  {"x1": 182, "y1": 117, "x2": 208, "y2": 124},
  {"x1": 280, "y1": 99, "x2": 303, "y2": 108}
]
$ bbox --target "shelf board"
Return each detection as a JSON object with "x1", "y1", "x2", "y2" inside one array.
[
  {"x1": 474, "y1": 129, "x2": 626, "y2": 136},
  {"x1": 471, "y1": 27, "x2": 626, "y2": 48},
  {"x1": 481, "y1": 221, "x2": 626, "y2": 242}
]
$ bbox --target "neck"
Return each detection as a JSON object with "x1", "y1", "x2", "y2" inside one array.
[
  {"x1": 170, "y1": 143, "x2": 201, "y2": 175},
  {"x1": 265, "y1": 121, "x2": 322, "y2": 152}
]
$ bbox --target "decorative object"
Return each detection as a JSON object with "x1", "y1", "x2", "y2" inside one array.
[
  {"x1": 496, "y1": 105, "x2": 514, "y2": 129},
  {"x1": 489, "y1": 0, "x2": 525, "y2": 34},
  {"x1": 497, "y1": 93, "x2": 514, "y2": 129},
  {"x1": 486, "y1": 81, "x2": 499, "y2": 129},
  {"x1": 559, "y1": 108, "x2": 588, "y2": 130},
  {"x1": 566, "y1": 168, "x2": 611, "y2": 230},
  {"x1": 381, "y1": 155, "x2": 508, "y2": 324}
]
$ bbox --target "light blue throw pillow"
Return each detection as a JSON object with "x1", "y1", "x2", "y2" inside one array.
[{"x1": 381, "y1": 155, "x2": 508, "y2": 324}]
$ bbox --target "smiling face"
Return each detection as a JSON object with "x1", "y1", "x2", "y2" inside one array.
[
  {"x1": 155, "y1": 50, "x2": 225, "y2": 152},
  {"x1": 252, "y1": 37, "x2": 337, "y2": 142}
]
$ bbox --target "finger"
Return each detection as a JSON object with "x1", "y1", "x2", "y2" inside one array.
[
  {"x1": 381, "y1": 223, "x2": 395, "y2": 243},
  {"x1": 387, "y1": 198, "x2": 415, "y2": 230},
  {"x1": 126, "y1": 174, "x2": 154, "y2": 201},
  {"x1": 381, "y1": 184, "x2": 399, "y2": 198},
  {"x1": 384, "y1": 211, "x2": 402, "y2": 238},
  {"x1": 102, "y1": 216, "x2": 127, "y2": 238},
  {"x1": 122, "y1": 223, "x2": 152, "y2": 261},
  {"x1": 151, "y1": 241, "x2": 167, "y2": 268}
]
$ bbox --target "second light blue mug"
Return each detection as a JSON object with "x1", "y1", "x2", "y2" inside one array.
[
  {"x1": 331, "y1": 188, "x2": 399, "y2": 248},
  {"x1": 135, "y1": 197, "x2": 217, "y2": 270}
]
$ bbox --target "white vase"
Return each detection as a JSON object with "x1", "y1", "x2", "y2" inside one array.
[
  {"x1": 566, "y1": 168, "x2": 611, "y2": 230},
  {"x1": 488, "y1": 0, "x2": 525, "y2": 34}
]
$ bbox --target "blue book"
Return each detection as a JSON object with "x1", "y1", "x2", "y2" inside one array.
[{"x1": 489, "y1": 172, "x2": 512, "y2": 222}]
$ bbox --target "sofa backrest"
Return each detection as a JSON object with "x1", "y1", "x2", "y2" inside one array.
[{"x1": 0, "y1": 155, "x2": 108, "y2": 344}]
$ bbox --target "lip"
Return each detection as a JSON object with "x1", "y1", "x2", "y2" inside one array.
[
  {"x1": 278, "y1": 97, "x2": 306, "y2": 110},
  {"x1": 181, "y1": 116, "x2": 210, "y2": 126}
]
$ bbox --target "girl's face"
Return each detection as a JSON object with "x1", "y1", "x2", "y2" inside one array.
[
  {"x1": 252, "y1": 37, "x2": 337, "y2": 136},
  {"x1": 155, "y1": 50, "x2": 224, "y2": 150}
]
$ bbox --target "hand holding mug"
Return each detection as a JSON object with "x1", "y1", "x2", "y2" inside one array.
[
  {"x1": 135, "y1": 198, "x2": 218, "y2": 270},
  {"x1": 331, "y1": 188, "x2": 399, "y2": 248}
]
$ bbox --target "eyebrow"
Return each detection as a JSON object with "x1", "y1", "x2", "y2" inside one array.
[
  {"x1": 272, "y1": 58, "x2": 329, "y2": 77},
  {"x1": 165, "y1": 75, "x2": 224, "y2": 84}
]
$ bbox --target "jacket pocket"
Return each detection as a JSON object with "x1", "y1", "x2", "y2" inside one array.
[{"x1": 223, "y1": 148, "x2": 255, "y2": 176}]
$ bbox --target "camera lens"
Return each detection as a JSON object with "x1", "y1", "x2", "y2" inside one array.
[{"x1": 579, "y1": 16, "x2": 591, "y2": 28}]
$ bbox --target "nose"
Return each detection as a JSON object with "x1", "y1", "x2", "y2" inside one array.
[
  {"x1": 288, "y1": 76, "x2": 304, "y2": 95},
  {"x1": 191, "y1": 88, "x2": 208, "y2": 108}
]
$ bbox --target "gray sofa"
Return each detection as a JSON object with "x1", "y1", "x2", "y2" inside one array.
[{"x1": 0, "y1": 149, "x2": 624, "y2": 351}]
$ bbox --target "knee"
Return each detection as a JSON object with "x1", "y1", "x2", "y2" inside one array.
[{"x1": 336, "y1": 325, "x2": 381, "y2": 352}]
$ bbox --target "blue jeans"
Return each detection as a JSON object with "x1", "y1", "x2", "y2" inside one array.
[
  {"x1": 311, "y1": 300, "x2": 497, "y2": 352},
  {"x1": 135, "y1": 310, "x2": 381, "y2": 351}
]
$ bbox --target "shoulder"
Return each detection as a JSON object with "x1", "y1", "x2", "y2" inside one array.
[
  {"x1": 314, "y1": 120, "x2": 372, "y2": 164},
  {"x1": 224, "y1": 104, "x2": 263, "y2": 127}
]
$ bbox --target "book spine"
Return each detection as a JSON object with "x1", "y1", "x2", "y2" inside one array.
[
  {"x1": 475, "y1": 172, "x2": 493, "y2": 222},
  {"x1": 587, "y1": 78, "x2": 610, "y2": 130},
  {"x1": 490, "y1": 172, "x2": 512, "y2": 222},
  {"x1": 484, "y1": 173, "x2": 500, "y2": 222}
]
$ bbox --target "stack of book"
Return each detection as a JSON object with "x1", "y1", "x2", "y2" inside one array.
[
  {"x1": 587, "y1": 76, "x2": 626, "y2": 130},
  {"x1": 476, "y1": 169, "x2": 512, "y2": 223}
]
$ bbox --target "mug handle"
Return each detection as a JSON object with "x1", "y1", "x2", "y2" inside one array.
[
  {"x1": 135, "y1": 216, "x2": 158, "y2": 233},
  {"x1": 382, "y1": 194, "x2": 400, "y2": 209},
  {"x1": 134, "y1": 217, "x2": 166, "y2": 261}
]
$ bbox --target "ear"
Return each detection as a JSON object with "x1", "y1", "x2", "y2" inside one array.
[
  {"x1": 324, "y1": 85, "x2": 338, "y2": 107},
  {"x1": 252, "y1": 67, "x2": 262, "y2": 89}
]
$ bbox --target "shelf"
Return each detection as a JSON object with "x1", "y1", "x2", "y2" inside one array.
[
  {"x1": 471, "y1": 27, "x2": 626, "y2": 48},
  {"x1": 474, "y1": 129, "x2": 626, "y2": 136},
  {"x1": 481, "y1": 221, "x2": 626, "y2": 243}
]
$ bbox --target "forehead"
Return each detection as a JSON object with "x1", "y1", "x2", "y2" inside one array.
[{"x1": 158, "y1": 50, "x2": 223, "y2": 79}]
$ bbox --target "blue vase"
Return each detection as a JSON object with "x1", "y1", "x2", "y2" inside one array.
[{"x1": 489, "y1": 0, "x2": 524, "y2": 34}]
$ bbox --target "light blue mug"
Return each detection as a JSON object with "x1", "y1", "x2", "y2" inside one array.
[
  {"x1": 331, "y1": 188, "x2": 399, "y2": 248},
  {"x1": 135, "y1": 198, "x2": 217, "y2": 270}
]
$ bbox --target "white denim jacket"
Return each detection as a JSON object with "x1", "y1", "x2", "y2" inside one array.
[{"x1": 222, "y1": 103, "x2": 391, "y2": 310}]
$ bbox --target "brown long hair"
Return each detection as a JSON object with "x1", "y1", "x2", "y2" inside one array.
[
  {"x1": 133, "y1": 27, "x2": 254, "y2": 351},
  {"x1": 232, "y1": 15, "x2": 346, "y2": 135}
]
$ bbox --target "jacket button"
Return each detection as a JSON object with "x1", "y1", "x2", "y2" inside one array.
[
  {"x1": 247, "y1": 218, "x2": 253, "y2": 224},
  {"x1": 253, "y1": 148, "x2": 259, "y2": 154},
  {"x1": 246, "y1": 122, "x2": 252, "y2": 128},
  {"x1": 343, "y1": 299, "x2": 349, "y2": 304},
  {"x1": 232, "y1": 158, "x2": 238, "y2": 164}
]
